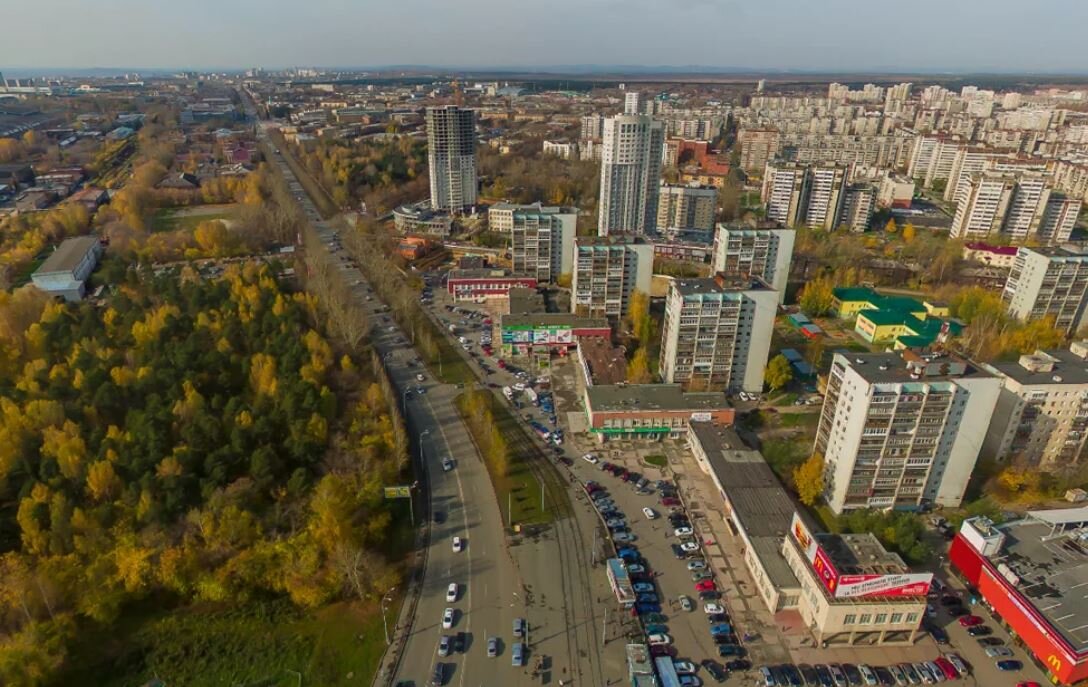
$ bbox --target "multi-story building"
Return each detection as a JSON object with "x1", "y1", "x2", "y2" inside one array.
[
  {"x1": 803, "y1": 165, "x2": 849, "y2": 230},
  {"x1": 426, "y1": 105, "x2": 477, "y2": 213},
  {"x1": 1039, "y1": 192, "x2": 1082, "y2": 244},
  {"x1": 840, "y1": 183, "x2": 876, "y2": 232},
  {"x1": 950, "y1": 174, "x2": 1016, "y2": 239},
  {"x1": 815, "y1": 351, "x2": 1000, "y2": 514},
  {"x1": 509, "y1": 207, "x2": 577, "y2": 283},
  {"x1": 762, "y1": 162, "x2": 807, "y2": 227},
  {"x1": 571, "y1": 236, "x2": 654, "y2": 318},
  {"x1": 580, "y1": 113, "x2": 605, "y2": 141},
  {"x1": 489, "y1": 201, "x2": 577, "y2": 233},
  {"x1": 738, "y1": 129, "x2": 780, "y2": 175},
  {"x1": 624, "y1": 91, "x2": 641, "y2": 115},
  {"x1": 656, "y1": 182, "x2": 717, "y2": 234},
  {"x1": 878, "y1": 174, "x2": 915, "y2": 209},
  {"x1": 597, "y1": 113, "x2": 665, "y2": 236},
  {"x1": 659, "y1": 273, "x2": 778, "y2": 393},
  {"x1": 542, "y1": 140, "x2": 578, "y2": 159},
  {"x1": 711, "y1": 222, "x2": 795, "y2": 304},
  {"x1": 30, "y1": 236, "x2": 103, "y2": 302},
  {"x1": 1003, "y1": 245, "x2": 1088, "y2": 335},
  {"x1": 982, "y1": 344, "x2": 1088, "y2": 470}
]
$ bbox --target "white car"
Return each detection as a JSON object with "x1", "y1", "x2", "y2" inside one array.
[
  {"x1": 513, "y1": 382, "x2": 526, "y2": 392},
  {"x1": 647, "y1": 633, "x2": 672, "y2": 646},
  {"x1": 687, "y1": 560, "x2": 706, "y2": 571},
  {"x1": 416, "y1": 373, "x2": 425, "y2": 382},
  {"x1": 452, "y1": 536, "x2": 463, "y2": 553},
  {"x1": 680, "y1": 541, "x2": 700, "y2": 553},
  {"x1": 703, "y1": 603, "x2": 724, "y2": 615},
  {"x1": 678, "y1": 595, "x2": 694, "y2": 612},
  {"x1": 859, "y1": 664, "x2": 877, "y2": 685},
  {"x1": 673, "y1": 660, "x2": 697, "y2": 675},
  {"x1": 642, "y1": 507, "x2": 657, "y2": 520},
  {"x1": 442, "y1": 607, "x2": 455, "y2": 629},
  {"x1": 582, "y1": 453, "x2": 599, "y2": 464},
  {"x1": 674, "y1": 527, "x2": 694, "y2": 537},
  {"x1": 446, "y1": 583, "x2": 458, "y2": 602},
  {"x1": 442, "y1": 457, "x2": 454, "y2": 471}
]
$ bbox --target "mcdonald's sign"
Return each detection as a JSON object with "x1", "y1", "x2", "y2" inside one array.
[{"x1": 1048, "y1": 654, "x2": 1062, "y2": 673}]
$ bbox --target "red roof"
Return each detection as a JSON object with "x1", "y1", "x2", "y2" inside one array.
[{"x1": 965, "y1": 242, "x2": 1018, "y2": 256}]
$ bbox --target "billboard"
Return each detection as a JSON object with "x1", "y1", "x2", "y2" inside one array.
[
  {"x1": 384, "y1": 486, "x2": 411, "y2": 499},
  {"x1": 835, "y1": 573, "x2": 932, "y2": 598},
  {"x1": 791, "y1": 512, "x2": 820, "y2": 563}
]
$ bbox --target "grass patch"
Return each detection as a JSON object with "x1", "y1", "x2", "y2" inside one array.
[
  {"x1": 12, "y1": 252, "x2": 48, "y2": 287},
  {"x1": 761, "y1": 437, "x2": 808, "y2": 485},
  {"x1": 63, "y1": 599, "x2": 388, "y2": 687},
  {"x1": 778, "y1": 412, "x2": 821, "y2": 430},
  {"x1": 456, "y1": 391, "x2": 568, "y2": 527},
  {"x1": 421, "y1": 315, "x2": 474, "y2": 385},
  {"x1": 768, "y1": 391, "x2": 800, "y2": 407},
  {"x1": 644, "y1": 454, "x2": 668, "y2": 468},
  {"x1": 151, "y1": 204, "x2": 237, "y2": 233}
]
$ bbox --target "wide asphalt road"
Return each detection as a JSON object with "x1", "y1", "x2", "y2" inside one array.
[{"x1": 251, "y1": 112, "x2": 541, "y2": 686}]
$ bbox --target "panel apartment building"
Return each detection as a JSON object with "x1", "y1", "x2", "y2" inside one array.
[
  {"x1": 1003, "y1": 245, "x2": 1088, "y2": 335},
  {"x1": 597, "y1": 113, "x2": 665, "y2": 236},
  {"x1": 982, "y1": 344, "x2": 1088, "y2": 470},
  {"x1": 762, "y1": 162, "x2": 849, "y2": 230},
  {"x1": 659, "y1": 274, "x2": 778, "y2": 393},
  {"x1": 656, "y1": 182, "x2": 717, "y2": 235},
  {"x1": 951, "y1": 174, "x2": 1082, "y2": 244},
  {"x1": 508, "y1": 206, "x2": 577, "y2": 283},
  {"x1": 711, "y1": 222, "x2": 795, "y2": 304},
  {"x1": 571, "y1": 236, "x2": 654, "y2": 318},
  {"x1": 426, "y1": 106, "x2": 477, "y2": 213},
  {"x1": 815, "y1": 351, "x2": 1000, "y2": 514}
]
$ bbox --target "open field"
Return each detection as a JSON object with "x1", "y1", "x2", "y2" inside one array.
[{"x1": 151, "y1": 204, "x2": 238, "y2": 233}]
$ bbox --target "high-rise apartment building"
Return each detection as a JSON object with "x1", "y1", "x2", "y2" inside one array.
[
  {"x1": 982, "y1": 344, "x2": 1088, "y2": 470},
  {"x1": 1003, "y1": 246, "x2": 1088, "y2": 335},
  {"x1": 762, "y1": 162, "x2": 848, "y2": 229},
  {"x1": 597, "y1": 114, "x2": 665, "y2": 236},
  {"x1": 738, "y1": 129, "x2": 781, "y2": 175},
  {"x1": 580, "y1": 114, "x2": 605, "y2": 141},
  {"x1": 509, "y1": 207, "x2": 577, "y2": 283},
  {"x1": 815, "y1": 351, "x2": 1000, "y2": 514},
  {"x1": 657, "y1": 182, "x2": 717, "y2": 234},
  {"x1": 624, "y1": 91, "x2": 641, "y2": 115},
  {"x1": 711, "y1": 222, "x2": 795, "y2": 304},
  {"x1": 803, "y1": 165, "x2": 849, "y2": 230},
  {"x1": 659, "y1": 274, "x2": 778, "y2": 393},
  {"x1": 489, "y1": 201, "x2": 576, "y2": 233},
  {"x1": 952, "y1": 174, "x2": 1083, "y2": 244},
  {"x1": 840, "y1": 183, "x2": 876, "y2": 232},
  {"x1": 944, "y1": 147, "x2": 1002, "y2": 203},
  {"x1": 571, "y1": 236, "x2": 654, "y2": 318},
  {"x1": 762, "y1": 163, "x2": 807, "y2": 227},
  {"x1": 426, "y1": 106, "x2": 477, "y2": 213}
]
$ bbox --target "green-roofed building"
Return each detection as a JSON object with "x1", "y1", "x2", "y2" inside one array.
[{"x1": 832, "y1": 285, "x2": 960, "y2": 349}]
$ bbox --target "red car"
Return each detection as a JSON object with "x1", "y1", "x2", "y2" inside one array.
[
  {"x1": 958, "y1": 615, "x2": 983, "y2": 628},
  {"x1": 497, "y1": 359, "x2": 506, "y2": 369},
  {"x1": 585, "y1": 481, "x2": 603, "y2": 494},
  {"x1": 661, "y1": 497, "x2": 680, "y2": 507},
  {"x1": 933, "y1": 657, "x2": 958, "y2": 680},
  {"x1": 1016, "y1": 683, "x2": 1042, "y2": 687},
  {"x1": 695, "y1": 580, "x2": 717, "y2": 592}
]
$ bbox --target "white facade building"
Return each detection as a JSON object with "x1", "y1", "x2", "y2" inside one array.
[
  {"x1": 711, "y1": 223, "x2": 795, "y2": 304},
  {"x1": 426, "y1": 106, "x2": 477, "y2": 213},
  {"x1": 509, "y1": 207, "x2": 577, "y2": 283},
  {"x1": 571, "y1": 236, "x2": 654, "y2": 318},
  {"x1": 597, "y1": 114, "x2": 665, "y2": 236},
  {"x1": 815, "y1": 351, "x2": 1001, "y2": 514},
  {"x1": 1003, "y1": 245, "x2": 1088, "y2": 335}
]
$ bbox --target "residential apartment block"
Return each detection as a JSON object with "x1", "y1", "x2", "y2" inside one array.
[
  {"x1": 762, "y1": 163, "x2": 807, "y2": 227},
  {"x1": 1003, "y1": 245, "x2": 1088, "y2": 335},
  {"x1": 426, "y1": 106, "x2": 477, "y2": 213},
  {"x1": 711, "y1": 222, "x2": 795, "y2": 304},
  {"x1": 840, "y1": 183, "x2": 876, "y2": 232},
  {"x1": 815, "y1": 351, "x2": 1000, "y2": 514},
  {"x1": 762, "y1": 162, "x2": 849, "y2": 230},
  {"x1": 656, "y1": 182, "x2": 717, "y2": 234},
  {"x1": 659, "y1": 273, "x2": 778, "y2": 393},
  {"x1": 489, "y1": 201, "x2": 576, "y2": 233},
  {"x1": 571, "y1": 236, "x2": 654, "y2": 318},
  {"x1": 509, "y1": 207, "x2": 576, "y2": 283},
  {"x1": 597, "y1": 113, "x2": 665, "y2": 236},
  {"x1": 982, "y1": 345, "x2": 1088, "y2": 470},
  {"x1": 738, "y1": 128, "x2": 781, "y2": 175},
  {"x1": 951, "y1": 174, "x2": 1081, "y2": 244}
]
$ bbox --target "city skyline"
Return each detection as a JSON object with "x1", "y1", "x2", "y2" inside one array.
[{"x1": 2, "y1": 0, "x2": 1088, "y2": 74}]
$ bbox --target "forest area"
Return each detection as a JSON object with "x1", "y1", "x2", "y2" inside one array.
[{"x1": 0, "y1": 260, "x2": 409, "y2": 685}]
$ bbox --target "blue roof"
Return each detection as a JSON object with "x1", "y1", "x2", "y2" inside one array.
[{"x1": 780, "y1": 348, "x2": 803, "y2": 362}]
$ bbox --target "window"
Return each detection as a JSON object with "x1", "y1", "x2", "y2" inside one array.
[
  {"x1": 859, "y1": 613, "x2": 872, "y2": 625},
  {"x1": 906, "y1": 613, "x2": 919, "y2": 623},
  {"x1": 874, "y1": 613, "x2": 887, "y2": 624},
  {"x1": 843, "y1": 614, "x2": 856, "y2": 625},
  {"x1": 890, "y1": 613, "x2": 903, "y2": 624}
]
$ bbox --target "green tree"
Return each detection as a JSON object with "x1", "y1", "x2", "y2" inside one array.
[
  {"x1": 627, "y1": 347, "x2": 653, "y2": 384},
  {"x1": 765, "y1": 354, "x2": 793, "y2": 391},
  {"x1": 793, "y1": 453, "x2": 825, "y2": 506},
  {"x1": 798, "y1": 274, "x2": 836, "y2": 317}
]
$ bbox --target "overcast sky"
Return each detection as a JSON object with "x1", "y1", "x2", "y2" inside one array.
[{"x1": 2, "y1": 0, "x2": 1085, "y2": 74}]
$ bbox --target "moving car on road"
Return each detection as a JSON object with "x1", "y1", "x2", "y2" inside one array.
[
  {"x1": 446, "y1": 583, "x2": 458, "y2": 602},
  {"x1": 452, "y1": 536, "x2": 463, "y2": 553},
  {"x1": 442, "y1": 608, "x2": 454, "y2": 629}
]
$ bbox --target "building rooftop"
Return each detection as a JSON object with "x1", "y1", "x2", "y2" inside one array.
[
  {"x1": 986, "y1": 347, "x2": 1088, "y2": 386},
  {"x1": 34, "y1": 236, "x2": 99, "y2": 276},
  {"x1": 673, "y1": 273, "x2": 773, "y2": 296},
  {"x1": 964, "y1": 241, "x2": 1019, "y2": 256},
  {"x1": 507, "y1": 287, "x2": 545, "y2": 314},
  {"x1": 587, "y1": 384, "x2": 730, "y2": 413},
  {"x1": 574, "y1": 235, "x2": 649, "y2": 248},
  {"x1": 579, "y1": 336, "x2": 628, "y2": 386},
  {"x1": 448, "y1": 268, "x2": 521, "y2": 280},
  {"x1": 838, "y1": 350, "x2": 992, "y2": 385},
  {"x1": 987, "y1": 517, "x2": 1088, "y2": 652},
  {"x1": 815, "y1": 532, "x2": 911, "y2": 576}
]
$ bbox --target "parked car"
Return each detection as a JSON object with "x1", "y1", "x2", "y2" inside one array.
[
  {"x1": 695, "y1": 580, "x2": 717, "y2": 592},
  {"x1": 633, "y1": 582, "x2": 656, "y2": 593},
  {"x1": 643, "y1": 507, "x2": 658, "y2": 519},
  {"x1": 985, "y1": 646, "x2": 1014, "y2": 658},
  {"x1": 486, "y1": 636, "x2": 498, "y2": 658},
  {"x1": 452, "y1": 536, "x2": 463, "y2": 553},
  {"x1": 674, "y1": 526, "x2": 694, "y2": 537},
  {"x1": 442, "y1": 608, "x2": 455, "y2": 629},
  {"x1": 996, "y1": 660, "x2": 1023, "y2": 671},
  {"x1": 438, "y1": 634, "x2": 451, "y2": 657},
  {"x1": 681, "y1": 541, "x2": 700, "y2": 553},
  {"x1": 647, "y1": 633, "x2": 672, "y2": 645},
  {"x1": 679, "y1": 595, "x2": 694, "y2": 611},
  {"x1": 511, "y1": 641, "x2": 525, "y2": 667},
  {"x1": 446, "y1": 583, "x2": 458, "y2": 602},
  {"x1": 967, "y1": 625, "x2": 992, "y2": 637},
  {"x1": 959, "y1": 615, "x2": 984, "y2": 627},
  {"x1": 703, "y1": 603, "x2": 724, "y2": 614}
]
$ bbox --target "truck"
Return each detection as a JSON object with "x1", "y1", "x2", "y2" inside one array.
[{"x1": 529, "y1": 421, "x2": 550, "y2": 440}]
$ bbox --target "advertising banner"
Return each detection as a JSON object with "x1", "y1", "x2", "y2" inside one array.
[{"x1": 835, "y1": 573, "x2": 932, "y2": 598}]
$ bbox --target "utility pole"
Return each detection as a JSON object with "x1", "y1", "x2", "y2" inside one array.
[{"x1": 601, "y1": 607, "x2": 607, "y2": 646}]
